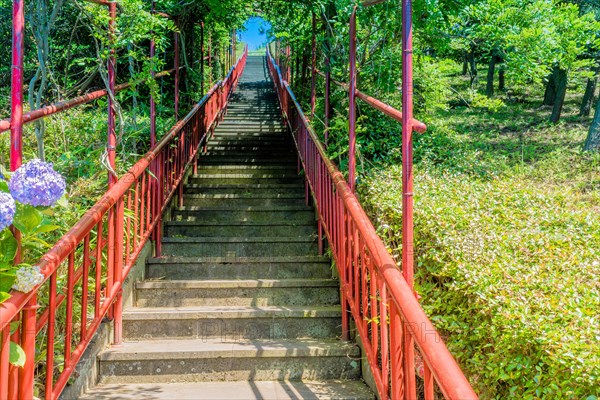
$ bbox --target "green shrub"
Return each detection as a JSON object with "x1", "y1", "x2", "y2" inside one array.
[{"x1": 360, "y1": 165, "x2": 600, "y2": 399}]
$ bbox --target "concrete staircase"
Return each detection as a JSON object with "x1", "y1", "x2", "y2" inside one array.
[{"x1": 80, "y1": 56, "x2": 373, "y2": 399}]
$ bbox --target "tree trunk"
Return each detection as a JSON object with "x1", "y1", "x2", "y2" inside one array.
[
  {"x1": 550, "y1": 68, "x2": 567, "y2": 124},
  {"x1": 498, "y1": 60, "x2": 505, "y2": 91},
  {"x1": 543, "y1": 67, "x2": 558, "y2": 106},
  {"x1": 486, "y1": 53, "x2": 497, "y2": 96},
  {"x1": 468, "y1": 48, "x2": 477, "y2": 85},
  {"x1": 584, "y1": 96, "x2": 600, "y2": 151},
  {"x1": 580, "y1": 63, "x2": 599, "y2": 117},
  {"x1": 462, "y1": 52, "x2": 468, "y2": 75}
]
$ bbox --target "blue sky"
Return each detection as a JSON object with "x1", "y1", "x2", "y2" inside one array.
[{"x1": 239, "y1": 17, "x2": 271, "y2": 50}]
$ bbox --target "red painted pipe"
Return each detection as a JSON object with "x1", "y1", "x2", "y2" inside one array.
[
  {"x1": 310, "y1": 12, "x2": 317, "y2": 118},
  {"x1": 107, "y1": 1, "x2": 117, "y2": 189},
  {"x1": 10, "y1": 0, "x2": 24, "y2": 171},
  {"x1": 316, "y1": 69, "x2": 427, "y2": 133},
  {"x1": 0, "y1": 69, "x2": 176, "y2": 135},
  {"x1": 402, "y1": 0, "x2": 417, "y2": 396},
  {"x1": 174, "y1": 25, "x2": 180, "y2": 120},
  {"x1": 200, "y1": 21, "x2": 205, "y2": 94},
  {"x1": 150, "y1": 0, "x2": 156, "y2": 146},
  {"x1": 348, "y1": 7, "x2": 357, "y2": 192}
]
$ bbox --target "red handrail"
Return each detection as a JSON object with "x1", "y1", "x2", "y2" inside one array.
[
  {"x1": 0, "y1": 47, "x2": 248, "y2": 400},
  {"x1": 0, "y1": 68, "x2": 181, "y2": 134},
  {"x1": 266, "y1": 48, "x2": 477, "y2": 400}
]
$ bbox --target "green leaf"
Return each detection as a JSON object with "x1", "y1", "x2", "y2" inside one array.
[
  {"x1": 0, "y1": 181, "x2": 8, "y2": 193},
  {"x1": 33, "y1": 223, "x2": 61, "y2": 234},
  {"x1": 9, "y1": 342, "x2": 26, "y2": 367},
  {"x1": 0, "y1": 291, "x2": 11, "y2": 304},
  {"x1": 0, "y1": 230, "x2": 18, "y2": 263},
  {"x1": 0, "y1": 272, "x2": 16, "y2": 292},
  {"x1": 13, "y1": 204, "x2": 43, "y2": 235}
]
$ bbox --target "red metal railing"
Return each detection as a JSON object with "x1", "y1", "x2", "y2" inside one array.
[
  {"x1": 267, "y1": 48, "x2": 476, "y2": 400},
  {"x1": 0, "y1": 48, "x2": 248, "y2": 400}
]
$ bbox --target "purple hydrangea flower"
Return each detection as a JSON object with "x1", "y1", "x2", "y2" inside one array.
[
  {"x1": 9, "y1": 159, "x2": 66, "y2": 207},
  {"x1": 0, "y1": 192, "x2": 16, "y2": 231}
]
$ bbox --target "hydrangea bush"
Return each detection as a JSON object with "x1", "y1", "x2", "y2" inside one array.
[
  {"x1": 0, "y1": 159, "x2": 66, "y2": 303},
  {"x1": 1, "y1": 160, "x2": 65, "y2": 367}
]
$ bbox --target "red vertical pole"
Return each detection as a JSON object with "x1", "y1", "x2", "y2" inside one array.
[
  {"x1": 285, "y1": 45, "x2": 291, "y2": 82},
  {"x1": 200, "y1": 21, "x2": 205, "y2": 94},
  {"x1": 150, "y1": 0, "x2": 156, "y2": 147},
  {"x1": 310, "y1": 12, "x2": 317, "y2": 119},
  {"x1": 402, "y1": 0, "x2": 417, "y2": 396},
  {"x1": 233, "y1": 30, "x2": 236, "y2": 64},
  {"x1": 10, "y1": 0, "x2": 24, "y2": 171},
  {"x1": 348, "y1": 7, "x2": 357, "y2": 192},
  {"x1": 324, "y1": 63, "x2": 331, "y2": 145},
  {"x1": 107, "y1": 2, "x2": 117, "y2": 189},
  {"x1": 208, "y1": 31, "x2": 212, "y2": 86},
  {"x1": 106, "y1": 1, "x2": 117, "y2": 324},
  {"x1": 11, "y1": 5, "x2": 35, "y2": 395},
  {"x1": 174, "y1": 25, "x2": 180, "y2": 121}
]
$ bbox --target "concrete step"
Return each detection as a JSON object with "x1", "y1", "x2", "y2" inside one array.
[
  {"x1": 123, "y1": 305, "x2": 341, "y2": 340},
  {"x1": 135, "y1": 279, "x2": 339, "y2": 307},
  {"x1": 161, "y1": 236, "x2": 317, "y2": 257},
  {"x1": 172, "y1": 207, "x2": 314, "y2": 224},
  {"x1": 79, "y1": 381, "x2": 374, "y2": 400},
  {"x1": 165, "y1": 221, "x2": 314, "y2": 237},
  {"x1": 183, "y1": 184, "x2": 304, "y2": 195},
  {"x1": 188, "y1": 176, "x2": 303, "y2": 185},
  {"x1": 146, "y1": 256, "x2": 332, "y2": 280},
  {"x1": 98, "y1": 339, "x2": 361, "y2": 383},
  {"x1": 193, "y1": 172, "x2": 299, "y2": 179},
  {"x1": 181, "y1": 197, "x2": 305, "y2": 208},
  {"x1": 199, "y1": 156, "x2": 297, "y2": 166},
  {"x1": 195, "y1": 165, "x2": 298, "y2": 172},
  {"x1": 204, "y1": 145, "x2": 292, "y2": 152}
]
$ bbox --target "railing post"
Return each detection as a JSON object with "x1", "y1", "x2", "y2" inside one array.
[
  {"x1": 310, "y1": 12, "x2": 317, "y2": 119},
  {"x1": 348, "y1": 7, "x2": 357, "y2": 192},
  {"x1": 286, "y1": 45, "x2": 291, "y2": 83},
  {"x1": 106, "y1": 0, "x2": 117, "y2": 325},
  {"x1": 402, "y1": 0, "x2": 417, "y2": 396},
  {"x1": 200, "y1": 21, "x2": 205, "y2": 94},
  {"x1": 113, "y1": 196, "x2": 125, "y2": 346},
  {"x1": 11, "y1": 1, "x2": 35, "y2": 397},
  {"x1": 150, "y1": 0, "x2": 156, "y2": 147},
  {"x1": 174, "y1": 22, "x2": 180, "y2": 121}
]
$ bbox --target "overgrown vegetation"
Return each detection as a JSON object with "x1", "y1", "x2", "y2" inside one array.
[{"x1": 265, "y1": 0, "x2": 600, "y2": 397}]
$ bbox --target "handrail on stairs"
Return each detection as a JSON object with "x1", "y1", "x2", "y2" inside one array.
[
  {"x1": 266, "y1": 47, "x2": 477, "y2": 400},
  {"x1": 0, "y1": 47, "x2": 248, "y2": 400}
]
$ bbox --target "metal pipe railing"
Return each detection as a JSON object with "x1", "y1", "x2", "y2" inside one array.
[
  {"x1": 0, "y1": 68, "x2": 180, "y2": 134},
  {"x1": 315, "y1": 70, "x2": 427, "y2": 133},
  {"x1": 0, "y1": 47, "x2": 248, "y2": 400},
  {"x1": 266, "y1": 47, "x2": 476, "y2": 400}
]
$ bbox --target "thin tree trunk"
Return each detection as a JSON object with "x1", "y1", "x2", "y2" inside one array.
[
  {"x1": 300, "y1": 52, "x2": 308, "y2": 102},
  {"x1": 543, "y1": 67, "x2": 558, "y2": 106},
  {"x1": 584, "y1": 96, "x2": 600, "y2": 151},
  {"x1": 462, "y1": 52, "x2": 468, "y2": 75},
  {"x1": 498, "y1": 62, "x2": 505, "y2": 91},
  {"x1": 486, "y1": 52, "x2": 497, "y2": 97},
  {"x1": 468, "y1": 48, "x2": 477, "y2": 85},
  {"x1": 580, "y1": 63, "x2": 599, "y2": 117},
  {"x1": 550, "y1": 68, "x2": 567, "y2": 124}
]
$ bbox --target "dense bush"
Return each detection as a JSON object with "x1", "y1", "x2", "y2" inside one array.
[{"x1": 359, "y1": 115, "x2": 600, "y2": 398}]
